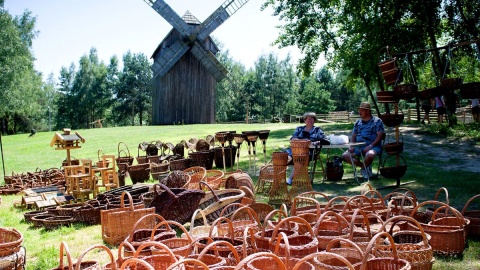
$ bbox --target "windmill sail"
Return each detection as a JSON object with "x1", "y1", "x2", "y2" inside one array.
[
  {"x1": 190, "y1": 41, "x2": 228, "y2": 81},
  {"x1": 144, "y1": 0, "x2": 191, "y2": 37},
  {"x1": 152, "y1": 39, "x2": 190, "y2": 78}
]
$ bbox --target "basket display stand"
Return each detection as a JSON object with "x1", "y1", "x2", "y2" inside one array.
[
  {"x1": 379, "y1": 103, "x2": 411, "y2": 188},
  {"x1": 268, "y1": 152, "x2": 291, "y2": 207}
]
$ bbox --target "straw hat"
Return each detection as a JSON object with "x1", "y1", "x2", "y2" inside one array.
[
  {"x1": 303, "y1": 112, "x2": 317, "y2": 121},
  {"x1": 358, "y1": 102, "x2": 372, "y2": 110}
]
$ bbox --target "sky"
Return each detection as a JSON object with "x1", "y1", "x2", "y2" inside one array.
[{"x1": 4, "y1": 0, "x2": 308, "y2": 81}]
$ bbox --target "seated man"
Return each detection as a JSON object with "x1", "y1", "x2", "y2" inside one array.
[
  {"x1": 285, "y1": 112, "x2": 329, "y2": 185},
  {"x1": 342, "y1": 102, "x2": 384, "y2": 178}
]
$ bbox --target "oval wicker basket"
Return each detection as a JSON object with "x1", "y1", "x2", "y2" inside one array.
[
  {"x1": 0, "y1": 228, "x2": 23, "y2": 257},
  {"x1": 380, "y1": 155, "x2": 407, "y2": 179},
  {"x1": 380, "y1": 112, "x2": 404, "y2": 127},
  {"x1": 394, "y1": 83, "x2": 418, "y2": 100}
]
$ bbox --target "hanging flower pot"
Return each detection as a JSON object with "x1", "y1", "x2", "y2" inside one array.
[
  {"x1": 440, "y1": 78, "x2": 463, "y2": 92},
  {"x1": 417, "y1": 86, "x2": 445, "y2": 100},
  {"x1": 383, "y1": 132, "x2": 403, "y2": 156},
  {"x1": 378, "y1": 58, "x2": 397, "y2": 73},
  {"x1": 460, "y1": 82, "x2": 480, "y2": 99},
  {"x1": 393, "y1": 83, "x2": 417, "y2": 100},
  {"x1": 379, "y1": 155, "x2": 408, "y2": 180}
]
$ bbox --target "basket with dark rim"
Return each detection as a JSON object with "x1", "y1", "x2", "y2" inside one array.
[
  {"x1": 193, "y1": 181, "x2": 245, "y2": 226},
  {"x1": 383, "y1": 132, "x2": 404, "y2": 155},
  {"x1": 290, "y1": 139, "x2": 311, "y2": 156},
  {"x1": 214, "y1": 145, "x2": 237, "y2": 169},
  {"x1": 382, "y1": 68, "x2": 402, "y2": 86},
  {"x1": 379, "y1": 112, "x2": 404, "y2": 127},
  {"x1": 150, "y1": 160, "x2": 169, "y2": 174},
  {"x1": 460, "y1": 82, "x2": 480, "y2": 99},
  {"x1": 31, "y1": 214, "x2": 55, "y2": 228},
  {"x1": 73, "y1": 202, "x2": 107, "y2": 225},
  {"x1": 116, "y1": 142, "x2": 134, "y2": 172},
  {"x1": 376, "y1": 91, "x2": 399, "y2": 103},
  {"x1": 127, "y1": 163, "x2": 150, "y2": 184},
  {"x1": 43, "y1": 216, "x2": 74, "y2": 230},
  {"x1": 379, "y1": 155, "x2": 408, "y2": 179},
  {"x1": 136, "y1": 142, "x2": 149, "y2": 164},
  {"x1": 160, "y1": 170, "x2": 191, "y2": 189},
  {"x1": 462, "y1": 194, "x2": 480, "y2": 239},
  {"x1": 189, "y1": 150, "x2": 215, "y2": 170},
  {"x1": 394, "y1": 83, "x2": 418, "y2": 100},
  {"x1": 169, "y1": 158, "x2": 191, "y2": 171},
  {"x1": 440, "y1": 77, "x2": 463, "y2": 91},
  {"x1": 23, "y1": 210, "x2": 48, "y2": 223},
  {"x1": 378, "y1": 56, "x2": 397, "y2": 73},
  {"x1": 149, "y1": 183, "x2": 205, "y2": 225},
  {"x1": 0, "y1": 228, "x2": 23, "y2": 257},
  {"x1": 242, "y1": 131, "x2": 260, "y2": 144}
]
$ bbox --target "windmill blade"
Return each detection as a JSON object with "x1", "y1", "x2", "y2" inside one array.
[
  {"x1": 190, "y1": 41, "x2": 228, "y2": 81},
  {"x1": 143, "y1": 0, "x2": 192, "y2": 37},
  {"x1": 193, "y1": 0, "x2": 250, "y2": 41},
  {"x1": 151, "y1": 39, "x2": 190, "y2": 78}
]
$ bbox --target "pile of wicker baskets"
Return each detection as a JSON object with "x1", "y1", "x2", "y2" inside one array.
[{"x1": 0, "y1": 228, "x2": 25, "y2": 270}]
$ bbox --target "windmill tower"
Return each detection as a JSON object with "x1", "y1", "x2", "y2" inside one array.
[{"x1": 144, "y1": 0, "x2": 250, "y2": 124}]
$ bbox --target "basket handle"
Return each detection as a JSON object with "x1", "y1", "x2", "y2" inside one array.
[
  {"x1": 262, "y1": 209, "x2": 289, "y2": 235},
  {"x1": 291, "y1": 196, "x2": 321, "y2": 217},
  {"x1": 198, "y1": 240, "x2": 239, "y2": 263},
  {"x1": 166, "y1": 258, "x2": 210, "y2": 270},
  {"x1": 231, "y1": 206, "x2": 260, "y2": 228},
  {"x1": 242, "y1": 227, "x2": 258, "y2": 258},
  {"x1": 433, "y1": 187, "x2": 450, "y2": 205},
  {"x1": 409, "y1": 200, "x2": 463, "y2": 223},
  {"x1": 210, "y1": 217, "x2": 235, "y2": 243},
  {"x1": 158, "y1": 183, "x2": 178, "y2": 200},
  {"x1": 326, "y1": 238, "x2": 364, "y2": 257},
  {"x1": 235, "y1": 252, "x2": 287, "y2": 270},
  {"x1": 119, "y1": 191, "x2": 134, "y2": 212},
  {"x1": 314, "y1": 210, "x2": 349, "y2": 236},
  {"x1": 151, "y1": 220, "x2": 192, "y2": 244},
  {"x1": 57, "y1": 241, "x2": 73, "y2": 270},
  {"x1": 341, "y1": 195, "x2": 376, "y2": 215},
  {"x1": 462, "y1": 194, "x2": 480, "y2": 215},
  {"x1": 274, "y1": 231, "x2": 291, "y2": 262},
  {"x1": 133, "y1": 241, "x2": 177, "y2": 260},
  {"x1": 191, "y1": 209, "x2": 209, "y2": 234},
  {"x1": 271, "y1": 216, "x2": 314, "y2": 242},
  {"x1": 120, "y1": 258, "x2": 154, "y2": 270},
  {"x1": 348, "y1": 209, "x2": 372, "y2": 239},
  {"x1": 380, "y1": 215, "x2": 430, "y2": 248},
  {"x1": 431, "y1": 205, "x2": 466, "y2": 226},
  {"x1": 117, "y1": 142, "x2": 131, "y2": 157},
  {"x1": 97, "y1": 149, "x2": 104, "y2": 161},
  {"x1": 199, "y1": 181, "x2": 220, "y2": 202},
  {"x1": 75, "y1": 244, "x2": 115, "y2": 270},
  {"x1": 324, "y1": 196, "x2": 348, "y2": 212},
  {"x1": 360, "y1": 182, "x2": 375, "y2": 195},
  {"x1": 219, "y1": 202, "x2": 244, "y2": 218},
  {"x1": 127, "y1": 213, "x2": 168, "y2": 242},
  {"x1": 117, "y1": 241, "x2": 136, "y2": 262},
  {"x1": 361, "y1": 232, "x2": 400, "y2": 270}
]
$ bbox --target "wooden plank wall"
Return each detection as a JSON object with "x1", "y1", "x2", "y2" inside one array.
[{"x1": 152, "y1": 51, "x2": 216, "y2": 125}]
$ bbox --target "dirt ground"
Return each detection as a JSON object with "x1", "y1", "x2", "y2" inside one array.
[{"x1": 399, "y1": 126, "x2": 480, "y2": 173}]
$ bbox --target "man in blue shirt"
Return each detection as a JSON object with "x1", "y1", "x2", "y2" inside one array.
[{"x1": 342, "y1": 102, "x2": 385, "y2": 178}]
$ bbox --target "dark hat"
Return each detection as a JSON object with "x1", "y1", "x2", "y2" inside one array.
[{"x1": 358, "y1": 102, "x2": 372, "y2": 110}]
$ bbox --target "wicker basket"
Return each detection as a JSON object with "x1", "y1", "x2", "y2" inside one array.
[
  {"x1": 360, "y1": 232, "x2": 412, "y2": 270},
  {"x1": 189, "y1": 150, "x2": 215, "y2": 169},
  {"x1": 315, "y1": 238, "x2": 369, "y2": 270},
  {"x1": 74, "y1": 244, "x2": 116, "y2": 270},
  {"x1": 194, "y1": 182, "x2": 245, "y2": 225},
  {"x1": 0, "y1": 228, "x2": 23, "y2": 257},
  {"x1": 234, "y1": 252, "x2": 287, "y2": 270},
  {"x1": 23, "y1": 210, "x2": 48, "y2": 223},
  {"x1": 130, "y1": 241, "x2": 178, "y2": 269},
  {"x1": 440, "y1": 77, "x2": 463, "y2": 91},
  {"x1": 462, "y1": 194, "x2": 480, "y2": 239},
  {"x1": 383, "y1": 132, "x2": 404, "y2": 155},
  {"x1": 204, "y1": 169, "x2": 225, "y2": 190},
  {"x1": 378, "y1": 58, "x2": 397, "y2": 72},
  {"x1": 73, "y1": 203, "x2": 107, "y2": 225},
  {"x1": 460, "y1": 82, "x2": 480, "y2": 99},
  {"x1": 149, "y1": 183, "x2": 205, "y2": 225},
  {"x1": 394, "y1": 83, "x2": 418, "y2": 100},
  {"x1": 127, "y1": 163, "x2": 150, "y2": 184},
  {"x1": 382, "y1": 68, "x2": 402, "y2": 86},
  {"x1": 380, "y1": 112, "x2": 404, "y2": 127},
  {"x1": 150, "y1": 221, "x2": 193, "y2": 258},
  {"x1": 409, "y1": 200, "x2": 468, "y2": 256},
  {"x1": 169, "y1": 158, "x2": 191, "y2": 171},
  {"x1": 269, "y1": 216, "x2": 319, "y2": 258},
  {"x1": 116, "y1": 142, "x2": 134, "y2": 171},
  {"x1": 0, "y1": 246, "x2": 25, "y2": 270},
  {"x1": 160, "y1": 171, "x2": 191, "y2": 189},
  {"x1": 313, "y1": 211, "x2": 350, "y2": 251},
  {"x1": 376, "y1": 216, "x2": 434, "y2": 270},
  {"x1": 224, "y1": 170, "x2": 255, "y2": 193},
  {"x1": 101, "y1": 191, "x2": 155, "y2": 246},
  {"x1": 290, "y1": 139, "x2": 311, "y2": 156},
  {"x1": 31, "y1": 214, "x2": 55, "y2": 228},
  {"x1": 43, "y1": 216, "x2": 74, "y2": 230},
  {"x1": 380, "y1": 155, "x2": 408, "y2": 179},
  {"x1": 214, "y1": 146, "x2": 237, "y2": 169}
]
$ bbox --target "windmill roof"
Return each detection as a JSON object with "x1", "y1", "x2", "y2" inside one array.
[{"x1": 182, "y1": 11, "x2": 200, "y2": 25}]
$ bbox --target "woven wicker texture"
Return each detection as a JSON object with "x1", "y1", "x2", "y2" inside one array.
[
  {"x1": 100, "y1": 191, "x2": 154, "y2": 246},
  {"x1": 462, "y1": 194, "x2": 480, "y2": 238},
  {"x1": 224, "y1": 170, "x2": 255, "y2": 193},
  {"x1": 410, "y1": 200, "x2": 468, "y2": 256},
  {"x1": 184, "y1": 166, "x2": 207, "y2": 190},
  {"x1": 75, "y1": 244, "x2": 115, "y2": 270},
  {"x1": 268, "y1": 152, "x2": 290, "y2": 207},
  {"x1": 132, "y1": 241, "x2": 178, "y2": 270},
  {"x1": 235, "y1": 252, "x2": 287, "y2": 270},
  {"x1": 149, "y1": 183, "x2": 205, "y2": 225},
  {"x1": 313, "y1": 211, "x2": 350, "y2": 251},
  {"x1": 269, "y1": 216, "x2": 318, "y2": 258},
  {"x1": 360, "y1": 232, "x2": 412, "y2": 270},
  {"x1": 0, "y1": 228, "x2": 23, "y2": 257},
  {"x1": 290, "y1": 153, "x2": 313, "y2": 198},
  {"x1": 127, "y1": 163, "x2": 150, "y2": 184},
  {"x1": 151, "y1": 221, "x2": 193, "y2": 258}
]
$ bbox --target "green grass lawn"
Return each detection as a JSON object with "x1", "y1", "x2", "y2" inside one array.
[{"x1": 1, "y1": 123, "x2": 479, "y2": 269}]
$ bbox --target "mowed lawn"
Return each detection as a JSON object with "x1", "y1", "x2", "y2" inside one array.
[{"x1": 1, "y1": 123, "x2": 479, "y2": 269}]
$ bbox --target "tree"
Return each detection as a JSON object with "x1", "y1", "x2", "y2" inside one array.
[{"x1": 297, "y1": 68, "x2": 336, "y2": 113}]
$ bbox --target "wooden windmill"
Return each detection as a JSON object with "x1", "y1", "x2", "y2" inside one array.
[{"x1": 144, "y1": 0, "x2": 250, "y2": 124}]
